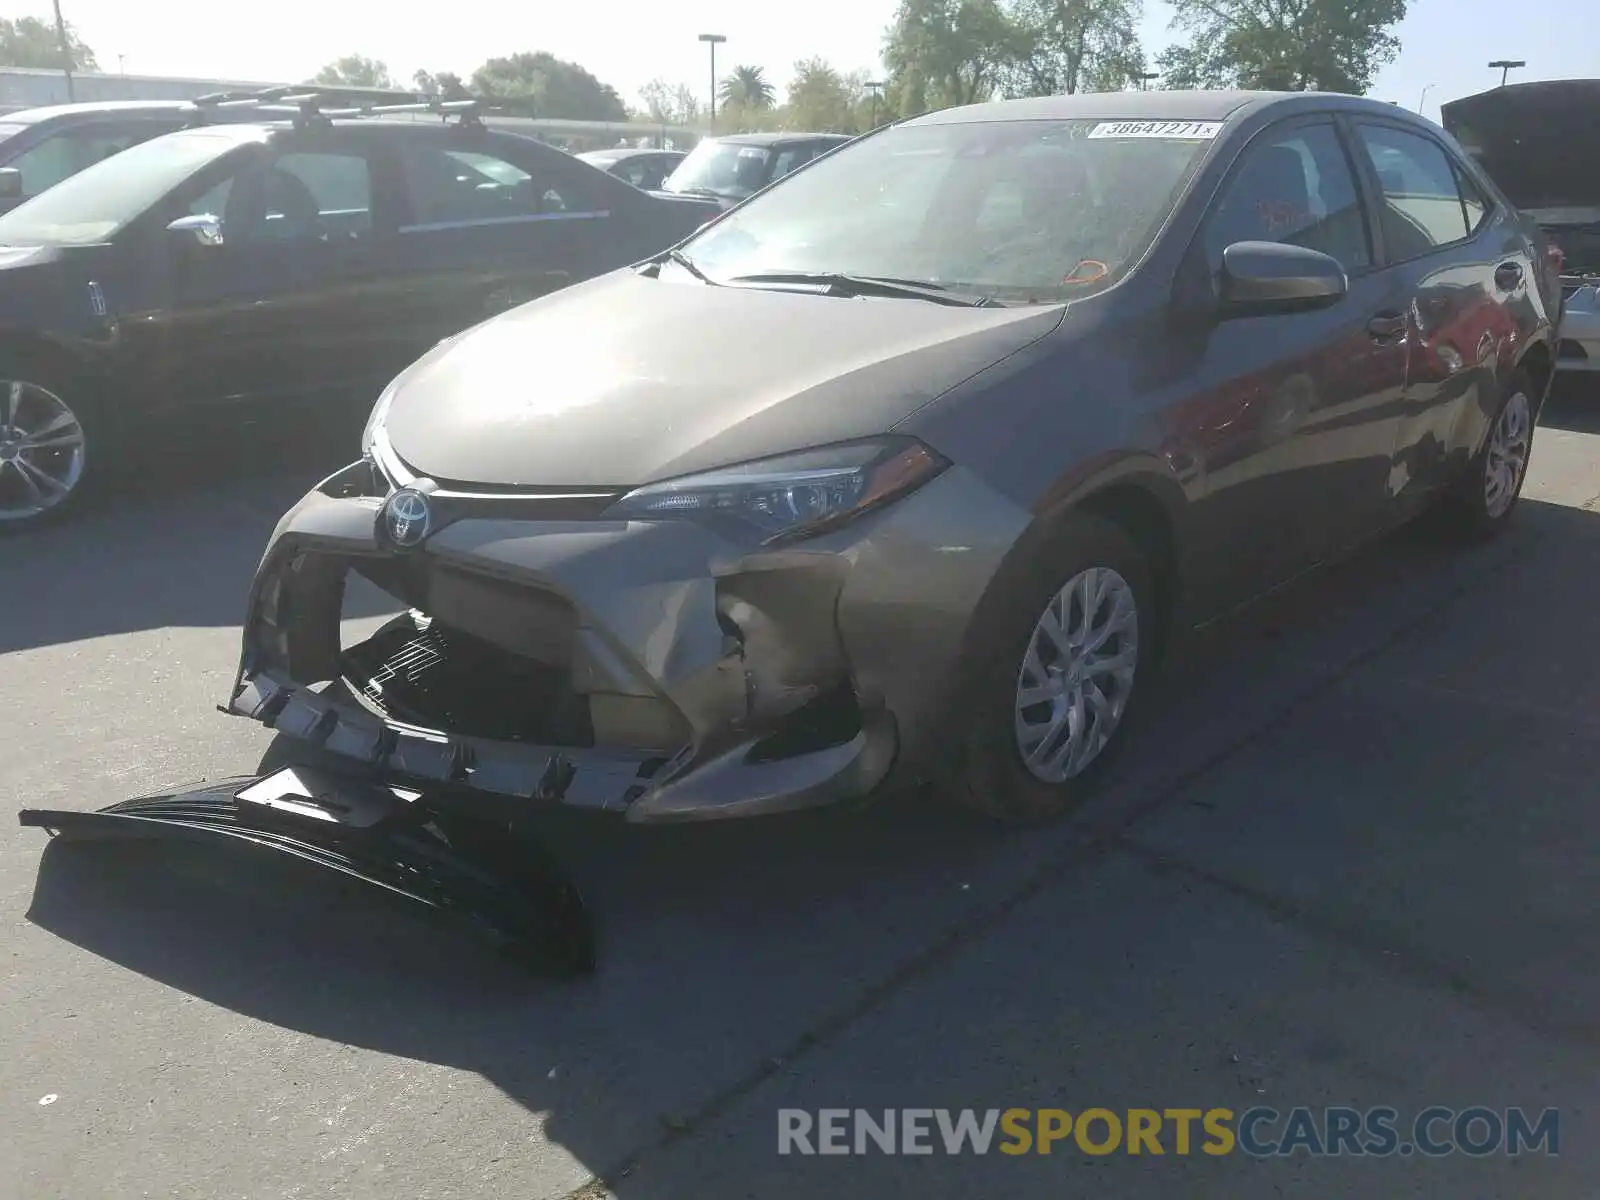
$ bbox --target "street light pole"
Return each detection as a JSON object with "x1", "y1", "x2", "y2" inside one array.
[
  {"x1": 865, "y1": 79, "x2": 885, "y2": 129},
  {"x1": 50, "y1": 0, "x2": 75, "y2": 102},
  {"x1": 1417, "y1": 82, "x2": 1438, "y2": 113},
  {"x1": 698, "y1": 33, "x2": 727, "y2": 132},
  {"x1": 1135, "y1": 71, "x2": 1160, "y2": 91},
  {"x1": 1488, "y1": 59, "x2": 1526, "y2": 88}
]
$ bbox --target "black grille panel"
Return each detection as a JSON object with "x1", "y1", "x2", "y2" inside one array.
[{"x1": 342, "y1": 616, "x2": 594, "y2": 746}]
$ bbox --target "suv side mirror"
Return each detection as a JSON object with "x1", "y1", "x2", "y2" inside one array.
[
  {"x1": 0, "y1": 168, "x2": 22, "y2": 200},
  {"x1": 1219, "y1": 241, "x2": 1347, "y2": 316},
  {"x1": 167, "y1": 212, "x2": 224, "y2": 248}
]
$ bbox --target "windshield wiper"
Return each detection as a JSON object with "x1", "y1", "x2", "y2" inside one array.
[
  {"x1": 725, "y1": 271, "x2": 997, "y2": 308},
  {"x1": 657, "y1": 247, "x2": 715, "y2": 284}
]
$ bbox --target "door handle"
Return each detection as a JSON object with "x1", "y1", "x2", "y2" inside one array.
[
  {"x1": 1494, "y1": 261, "x2": 1524, "y2": 291},
  {"x1": 1367, "y1": 312, "x2": 1407, "y2": 341}
]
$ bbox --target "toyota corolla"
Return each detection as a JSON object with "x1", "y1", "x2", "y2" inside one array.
[{"x1": 225, "y1": 90, "x2": 1556, "y2": 824}]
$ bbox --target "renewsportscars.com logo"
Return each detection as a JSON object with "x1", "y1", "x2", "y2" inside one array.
[{"x1": 777, "y1": 1107, "x2": 1560, "y2": 1158}]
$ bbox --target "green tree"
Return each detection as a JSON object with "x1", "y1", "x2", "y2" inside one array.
[
  {"x1": 413, "y1": 69, "x2": 469, "y2": 99},
  {"x1": 1156, "y1": 0, "x2": 1407, "y2": 94},
  {"x1": 783, "y1": 58, "x2": 863, "y2": 132},
  {"x1": 312, "y1": 54, "x2": 394, "y2": 88},
  {"x1": 638, "y1": 78, "x2": 701, "y2": 126},
  {"x1": 470, "y1": 52, "x2": 627, "y2": 121},
  {"x1": 1004, "y1": 0, "x2": 1144, "y2": 96},
  {"x1": 882, "y1": 0, "x2": 1016, "y2": 118},
  {"x1": 0, "y1": 15, "x2": 96, "y2": 71},
  {"x1": 720, "y1": 65, "x2": 777, "y2": 110}
]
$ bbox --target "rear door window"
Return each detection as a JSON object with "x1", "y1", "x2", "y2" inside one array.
[
  {"x1": 398, "y1": 143, "x2": 610, "y2": 228},
  {"x1": 611, "y1": 158, "x2": 649, "y2": 187},
  {"x1": 218, "y1": 149, "x2": 377, "y2": 244},
  {"x1": 1454, "y1": 162, "x2": 1491, "y2": 234},
  {"x1": 612, "y1": 156, "x2": 673, "y2": 190},
  {"x1": 1354, "y1": 124, "x2": 1477, "y2": 259},
  {"x1": 770, "y1": 145, "x2": 816, "y2": 182}
]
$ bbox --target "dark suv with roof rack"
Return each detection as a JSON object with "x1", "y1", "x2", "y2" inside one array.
[{"x1": 0, "y1": 86, "x2": 722, "y2": 529}]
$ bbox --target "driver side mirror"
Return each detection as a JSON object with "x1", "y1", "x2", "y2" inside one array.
[
  {"x1": 1219, "y1": 241, "x2": 1347, "y2": 316},
  {"x1": 0, "y1": 167, "x2": 22, "y2": 200},
  {"x1": 166, "y1": 212, "x2": 224, "y2": 248}
]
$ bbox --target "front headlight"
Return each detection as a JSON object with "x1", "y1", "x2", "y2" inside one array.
[
  {"x1": 604, "y1": 436, "x2": 950, "y2": 544},
  {"x1": 360, "y1": 378, "x2": 399, "y2": 457}
]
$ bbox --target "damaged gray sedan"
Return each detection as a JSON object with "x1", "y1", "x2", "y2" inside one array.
[{"x1": 226, "y1": 90, "x2": 1555, "y2": 824}]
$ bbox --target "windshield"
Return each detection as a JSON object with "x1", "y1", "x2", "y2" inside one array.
[
  {"x1": 663, "y1": 139, "x2": 773, "y2": 200},
  {"x1": 0, "y1": 128, "x2": 249, "y2": 246},
  {"x1": 676, "y1": 118, "x2": 1216, "y2": 304}
]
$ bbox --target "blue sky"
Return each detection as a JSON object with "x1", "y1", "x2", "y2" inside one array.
[{"x1": 43, "y1": 0, "x2": 1600, "y2": 123}]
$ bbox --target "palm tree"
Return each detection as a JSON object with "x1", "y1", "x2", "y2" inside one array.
[{"x1": 719, "y1": 65, "x2": 777, "y2": 110}]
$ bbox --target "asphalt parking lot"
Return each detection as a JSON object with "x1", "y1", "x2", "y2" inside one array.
[{"x1": 5, "y1": 390, "x2": 1600, "y2": 1199}]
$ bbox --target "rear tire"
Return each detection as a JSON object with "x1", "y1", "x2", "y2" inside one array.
[
  {"x1": 1440, "y1": 369, "x2": 1535, "y2": 540},
  {"x1": 944, "y1": 513, "x2": 1155, "y2": 824}
]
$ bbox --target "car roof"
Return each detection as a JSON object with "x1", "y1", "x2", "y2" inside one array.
[
  {"x1": 128, "y1": 118, "x2": 545, "y2": 140},
  {"x1": 903, "y1": 89, "x2": 1412, "y2": 127},
  {"x1": 578, "y1": 147, "x2": 676, "y2": 161},
  {"x1": 2, "y1": 99, "x2": 200, "y2": 124},
  {"x1": 713, "y1": 131, "x2": 852, "y2": 147},
  {"x1": 147, "y1": 124, "x2": 276, "y2": 149}
]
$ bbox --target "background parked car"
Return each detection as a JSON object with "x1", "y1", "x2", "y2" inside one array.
[
  {"x1": 1442, "y1": 79, "x2": 1598, "y2": 378},
  {"x1": 658, "y1": 132, "x2": 853, "y2": 209},
  {"x1": 0, "y1": 98, "x2": 267, "y2": 213},
  {"x1": 0, "y1": 89, "x2": 719, "y2": 530},
  {"x1": 575, "y1": 147, "x2": 686, "y2": 191}
]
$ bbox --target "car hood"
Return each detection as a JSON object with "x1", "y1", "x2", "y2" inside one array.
[
  {"x1": 644, "y1": 190, "x2": 723, "y2": 219},
  {"x1": 1442, "y1": 81, "x2": 1600, "y2": 213},
  {"x1": 379, "y1": 268, "x2": 1065, "y2": 488},
  {"x1": 659, "y1": 184, "x2": 744, "y2": 210},
  {"x1": 0, "y1": 243, "x2": 66, "y2": 272}
]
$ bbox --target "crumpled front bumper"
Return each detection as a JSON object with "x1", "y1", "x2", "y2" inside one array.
[
  {"x1": 224, "y1": 457, "x2": 1028, "y2": 823},
  {"x1": 1557, "y1": 280, "x2": 1600, "y2": 373}
]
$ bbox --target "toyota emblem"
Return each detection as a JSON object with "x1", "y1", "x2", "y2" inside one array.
[{"x1": 380, "y1": 488, "x2": 432, "y2": 549}]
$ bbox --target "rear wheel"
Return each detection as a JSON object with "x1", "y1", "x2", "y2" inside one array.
[
  {"x1": 0, "y1": 372, "x2": 97, "y2": 530},
  {"x1": 945, "y1": 514, "x2": 1155, "y2": 823},
  {"x1": 1441, "y1": 370, "x2": 1535, "y2": 539}
]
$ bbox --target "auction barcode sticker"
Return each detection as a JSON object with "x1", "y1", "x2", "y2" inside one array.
[{"x1": 1088, "y1": 120, "x2": 1224, "y2": 140}]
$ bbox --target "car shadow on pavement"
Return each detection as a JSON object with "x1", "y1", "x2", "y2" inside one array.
[
  {"x1": 0, "y1": 408, "x2": 384, "y2": 656},
  {"x1": 21, "y1": 496, "x2": 1600, "y2": 1192},
  {"x1": 1539, "y1": 375, "x2": 1600, "y2": 435}
]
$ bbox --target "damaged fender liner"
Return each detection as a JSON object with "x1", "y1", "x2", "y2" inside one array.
[
  {"x1": 18, "y1": 765, "x2": 596, "y2": 977},
  {"x1": 226, "y1": 670, "x2": 679, "y2": 811}
]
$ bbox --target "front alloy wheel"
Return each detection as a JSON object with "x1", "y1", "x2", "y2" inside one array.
[
  {"x1": 0, "y1": 379, "x2": 87, "y2": 525},
  {"x1": 1013, "y1": 566, "x2": 1140, "y2": 783},
  {"x1": 946, "y1": 512, "x2": 1154, "y2": 824}
]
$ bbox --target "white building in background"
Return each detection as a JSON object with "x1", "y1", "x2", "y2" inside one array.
[
  {"x1": 0, "y1": 66, "x2": 700, "y2": 150},
  {"x1": 0, "y1": 65, "x2": 286, "y2": 110}
]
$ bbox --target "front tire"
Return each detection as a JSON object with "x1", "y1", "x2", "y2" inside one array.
[
  {"x1": 945, "y1": 514, "x2": 1155, "y2": 823},
  {"x1": 0, "y1": 368, "x2": 99, "y2": 531},
  {"x1": 1442, "y1": 370, "x2": 1535, "y2": 539}
]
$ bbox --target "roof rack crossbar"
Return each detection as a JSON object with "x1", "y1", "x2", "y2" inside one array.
[{"x1": 186, "y1": 84, "x2": 510, "y2": 128}]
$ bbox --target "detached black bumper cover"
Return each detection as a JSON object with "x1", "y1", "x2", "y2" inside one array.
[{"x1": 18, "y1": 765, "x2": 596, "y2": 978}]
